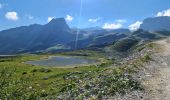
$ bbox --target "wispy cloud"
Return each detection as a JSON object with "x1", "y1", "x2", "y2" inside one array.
[
  {"x1": 129, "y1": 21, "x2": 143, "y2": 31},
  {"x1": 88, "y1": 17, "x2": 101, "y2": 23},
  {"x1": 65, "y1": 15, "x2": 74, "y2": 22},
  {"x1": 5, "y1": 11, "x2": 19, "y2": 21},
  {"x1": 156, "y1": 9, "x2": 170, "y2": 17},
  {"x1": 115, "y1": 19, "x2": 127, "y2": 23},
  {"x1": 47, "y1": 16, "x2": 55, "y2": 22},
  {"x1": 102, "y1": 23, "x2": 122, "y2": 29}
]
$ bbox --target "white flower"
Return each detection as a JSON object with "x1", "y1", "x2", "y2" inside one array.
[{"x1": 42, "y1": 89, "x2": 45, "y2": 92}]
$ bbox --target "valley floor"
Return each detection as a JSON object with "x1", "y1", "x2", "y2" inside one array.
[{"x1": 143, "y1": 38, "x2": 170, "y2": 100}]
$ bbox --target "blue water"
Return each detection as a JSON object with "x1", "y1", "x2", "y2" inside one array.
[{"x1": 25, "y1": 56, "x2": 97, "y2": 67}]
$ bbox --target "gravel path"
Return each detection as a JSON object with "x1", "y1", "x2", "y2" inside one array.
[{"x1": 143, "y1": 39, "x2": 170, "y2": 100}]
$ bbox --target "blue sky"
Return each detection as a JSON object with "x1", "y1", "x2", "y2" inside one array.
[{"x1": 0, "y1": 0, "x2": 170, "y2": 31}]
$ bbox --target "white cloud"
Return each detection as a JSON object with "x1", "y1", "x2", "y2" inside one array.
[
  {"x1": 65, "y1": 15, "x2": 74, "y2": 22},
  {"x1": 156, "y1": 9, "x2": 170, "y2": 17},
  {"x1": 5, "y1": 11, "x2": 19, "y2": 21},
  {"x1": 115, "y1": 19, "x2": 127, "y2": 23},
  {"x1": 129, "y1": 21, "x2": 143, "y2": 31},
  {"x1": 47, "y1": 16, "x2": 55, "y2": 22},
  {"x1": 102, "y1": 23, "x2": 122, "y2": 29},
  {"x1": 88, "y1": 17, "x2": 101, "y2": 23}
]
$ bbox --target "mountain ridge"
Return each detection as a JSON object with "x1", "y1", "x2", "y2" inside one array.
[
  {"x1": 1, "y1": 16, "x2": 170, "y2": 54},
  {"x1": 140, "y1": 16, "x2": 170, "y2": 31},
  {"x1": 0, "y1": 18, "x2": 75, "y2": 54}
]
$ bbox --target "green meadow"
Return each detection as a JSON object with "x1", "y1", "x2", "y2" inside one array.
[{"x1": 0, "y1": 45, "x2": 152, "y2": 99}]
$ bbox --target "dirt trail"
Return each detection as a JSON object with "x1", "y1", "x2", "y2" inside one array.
[
  {"x1": 144, "y1": 38, "x2": 170, "y2": 100},
  {"x1": 155, "y1": 39, "x2": 170, "y2": 56}
]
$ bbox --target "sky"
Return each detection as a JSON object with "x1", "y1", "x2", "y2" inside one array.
[{"x1": 0, "y1": 0, "x2": 170, "y2": 31}]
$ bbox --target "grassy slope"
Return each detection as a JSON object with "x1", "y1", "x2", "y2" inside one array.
[
  {"x1": 0, "y1": 42, "x2": 153, "y2": 99},
  {"x1": 0, "y1": 51, "x2": 109, "y2": 99}
]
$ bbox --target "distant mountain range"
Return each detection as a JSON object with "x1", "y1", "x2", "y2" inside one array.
[
  {"x1": 140, "y1": 16, "x2": 170, "y2": 32},
  {"x1": 0, "y1": 16, "x2": 170, "y2": 54},
  {"x1": 0, "y1": 18, "x2": 75, "y2": 54}
]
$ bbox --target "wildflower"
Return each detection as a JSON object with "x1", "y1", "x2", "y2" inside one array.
[
  {"x1": 29, "y1": 86, "x2": 32, "y2": 89},
  {"x1": 42, "y1": 89, "x2": 45, "y2": 92}
]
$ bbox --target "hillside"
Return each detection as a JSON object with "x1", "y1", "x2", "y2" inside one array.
[{"x1": 0, "y1": 37, "x2": 154, "y2": 99}]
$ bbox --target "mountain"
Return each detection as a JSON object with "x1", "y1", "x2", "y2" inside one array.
[
  {"x1": 68, "y1": 28, "x2": 130, "y2": 49},
  {"x1": 91, "y1": 33, "x2": 127, "y2": 46},
  {"x1": 0, "y1": 17, "x2": 132, "y2": 54},
  {"x1": 140, "y1": 16, "x2": 170, "y2": 31},
  {"x1": 107, "y1": 29, "x2": 131, "y2": 35},
  {"x1": 80, "y1": 26, "x2": 103, "y2": 31},
  {"x1": 0, "y1": 18, "x2": 75, "y2": 54}
]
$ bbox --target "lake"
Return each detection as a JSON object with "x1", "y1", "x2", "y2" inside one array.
[
  {"x1": 0, "y1": 55, "x2": 16, "y2": 58},
  {"x1": 25, "y1": 56, "x2": 97, "y2": 67}
]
